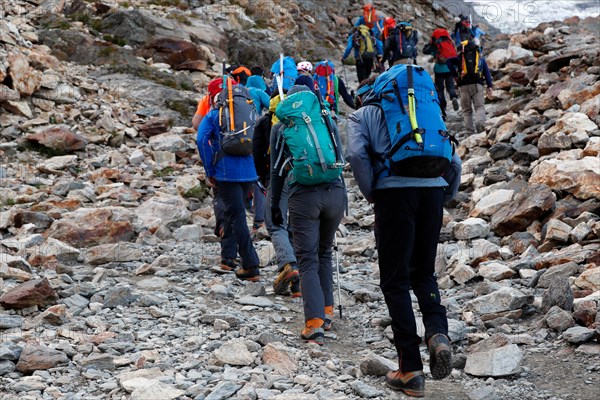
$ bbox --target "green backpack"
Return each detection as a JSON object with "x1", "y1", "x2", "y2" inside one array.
[{"x1": 274, "y1": 90, "x2": 343, "y2": 185}]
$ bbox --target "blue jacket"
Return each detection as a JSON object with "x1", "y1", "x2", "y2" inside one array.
[
  {"x1": 342, "y1": 34, "x2": 383, "y2": 60},
  {"x1": 453, "y1": 26, "x2": 486, "y2": 48},
  {"x1": 447, "y1": 56, "x2": 493, "y2": 88},
  {"x1": 246, "y1": 79, "x2": 270, "y2": 114},
  {"x1": 346, "y1": 103, "x2": 462, "y2": 202},
  {"x1": 354, "y1": 15, "x2": 385, "y2": 39},
  {"x1": 197, "y1": 109, "x2": 258, "y2": 182}
]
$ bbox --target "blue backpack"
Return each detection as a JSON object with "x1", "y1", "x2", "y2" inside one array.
[
  {"x1": 368, "y1": 64, "x2": 456, "y2": 178},
  {"x1": 270, "y1": 56, "x2": 298, "y2": 90},
  {"x1": 313, "y1": 60, "x2": 338, "y2": 111}
]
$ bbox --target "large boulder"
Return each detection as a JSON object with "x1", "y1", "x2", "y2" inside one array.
[
  {"x1": 0, "y1": 278, "x2": 58, "y2": 310},
  {"x1": 530, "y1": 157, "x2": 600, "y2": 201},
  {"x1": 46, "y1": 207, "x2": 135, "y2": 248},
  {"x1": 491, "y1": 183, "x2": 556, "y2": 236},
  {"x1": 135, "y1": 193, "x2": 191, "y2": 230}
]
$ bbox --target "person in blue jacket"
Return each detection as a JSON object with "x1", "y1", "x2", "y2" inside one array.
[
  {"x1": 342, "y1": 28, "x2": 384, "y2": 84},
  {"x1": 354, "y1": 3, "x2": 385, "y2": 39},
  {"x1": 346, "y1": 81, "x2": 461, "y2": 396},
  {"x1": 452, "y1": 15, "x2": 485, "y2": 48},
  {"x1": 197, "y1": 89, "x2": 262, "y2": 281},
  {"x1": 246, "y1": 75, "x2": 270, "y2": 114}
]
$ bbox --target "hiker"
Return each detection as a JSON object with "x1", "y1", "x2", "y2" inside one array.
[
  {"x1": 384, "y1": 21, "x2": 419, "y2": 66},
  {"x1": 253, "y1": 88, "x2": 301, "y2": 297},
  {"x1": 354, "y1": 3, "x2": 385, "y2": 39},
  {"x1": 423, "y1": 28, "x2": 460, "y2": 120},
  {"x1": 353, "y1": 76, "x2": 377, "y2": 109},
  {"x1": 251, "y1": 66, "x2": 272, "y2": 96},
  {"x1": 347, "y1": 64, "x2": 461, "y2": 397},
  {"x1": 197, "y1": 76, "x2": 262, "y2": 281},
  {"x1": 342, "y1": 25, "x2": 383, "y2": 84},
  {"x1": 313, "y1": 60, "x2": 356, "y2": 117},
  {"x1": 229, "y1": 66, "x2": 269, "y2": 230},
  {"x1": 191, "y1": 78, "x2": 226, "y2": 130},
  {"x1": 297, "y1": 61, "x2": 313, "y2": 76},
  {"x1": 246, "y1": 75, "x2": 270, "y2": 114},
  {"x1": 447, "y1": 38, "x2": 493, "y2": 134},
  {"x1": 381, "y1": 16, "x2": 396, "y2": 41},
  {"x1": 270, "y1": 56, "x2": 298, "y2": 92},
  {"x1": 452, "y1": 15, "x2": 486, "y2": 48},
  {"x1": 270, "y1": 84, "x2": 346, "y2": 345}
]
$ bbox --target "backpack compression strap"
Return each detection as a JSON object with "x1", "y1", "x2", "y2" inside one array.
[{"x1": 302, "y1": 111, "x2": 328, "y2": 173}]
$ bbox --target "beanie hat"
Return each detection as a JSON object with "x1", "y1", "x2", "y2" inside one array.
[{"x1": 294, "y1": 75, "x2": 316, "y2": 93}]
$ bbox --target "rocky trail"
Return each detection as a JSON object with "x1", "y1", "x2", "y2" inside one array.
[{"x1": 1, "y1": 1, "x2": 599, "y2": 399}]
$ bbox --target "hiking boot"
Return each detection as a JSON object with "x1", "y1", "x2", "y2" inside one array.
[
  {"x1": 273, "y1": 263, "x2": 299, "y2": 295},
  {"x1": 452, "y1": 97, "x2": 459, "y2": 111},
  {"x1": 323, "y1": 305, "x2": 334, "y2": 331},
  {"x1": 301, "y1": 318, "x2": 324, "y2": 345},
  {"x1": 220, "y1": 258, "x2": 237, "y2": 271},
  {"x1": 386, "y1": 370, "x2": 425, "y2": 397},
  {"x1": 235, "y1": 266, "x2": 260, "y2": 282},
  {"x1": 252, "y1": 221, "x2": 265, "y2": 232},
  {"x1": 428, "y1": 334, "x2": 452, "y2": 380}
]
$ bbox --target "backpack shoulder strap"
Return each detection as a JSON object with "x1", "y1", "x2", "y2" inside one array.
[{"x1": 302, "y1": 111, "x2": 327, "y2": 173}]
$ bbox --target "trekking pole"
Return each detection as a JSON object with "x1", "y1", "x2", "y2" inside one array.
[
  {"x1": 334, "y1": 236, "x2": 343, "y2": 319},
  {"x1": 342, "y1": 62, "x2": 349, "y2": 85}
]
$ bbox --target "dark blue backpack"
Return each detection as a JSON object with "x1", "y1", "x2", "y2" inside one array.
[
  {"x1": 369, "y1": 64, "x2": 456, "y2": 178},
  {"x1": 270, "y1": 56, "x2": 298, "y2": 90},
  {"x1": 393, "y1": 22, "x2": 418, "y2": 60}
]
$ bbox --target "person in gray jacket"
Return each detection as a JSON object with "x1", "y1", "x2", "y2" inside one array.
[
  {"x1": 270, "y1": 84, "x2": 347, "y2": 346},
  {"x1": 346, "y1": 86, "x2": 461, "y2": 397}
]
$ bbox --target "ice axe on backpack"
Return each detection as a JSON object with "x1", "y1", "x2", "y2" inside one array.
[{"x1": 313, "y1": 80, "x2": 344, "y2": 166}]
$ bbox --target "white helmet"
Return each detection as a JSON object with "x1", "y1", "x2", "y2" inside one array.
[{"x1": 297, "y1": 61, "x2": 313, "y2": 73}]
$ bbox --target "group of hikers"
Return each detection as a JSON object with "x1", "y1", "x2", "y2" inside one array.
[{"x1": 191, "y1": 3, "x2": 498, "y2": 397}]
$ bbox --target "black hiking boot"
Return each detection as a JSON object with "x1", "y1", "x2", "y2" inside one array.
[{"x1": 428, "y1": 333, "x2": 452, "y2": 380}]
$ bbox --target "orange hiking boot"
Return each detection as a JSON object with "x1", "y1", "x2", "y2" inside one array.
[
  {"x1": 301, "y1": 318, "x2": 324, "y2": 345},
  {"x1": 235, "y1": 266, "x2": 260, "y2": 282},
  {"x1": 386, "y1": 370, "x2": 425, "y2": 397},
  {"x1": 273, "y1": 263, "x2": 299, "y2": 295},
  {"x1": 220, "y1": 258, "x2": 237, "y2": 271},
  {"x1": 323, "y1": 306, "x2": 334, "y2": 331}
]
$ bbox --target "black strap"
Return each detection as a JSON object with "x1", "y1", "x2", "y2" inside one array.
[
  {"x1": 388, "y1": 133, "x2": 411, "y2": 159},
  {"x1": 391, "y1": 80, "x2": 406, "y2": 115},
  {"x1": 407, "y1": 64, "x2": 414, "y2": 90}
]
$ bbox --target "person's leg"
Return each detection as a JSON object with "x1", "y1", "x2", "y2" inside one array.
[
  {"x1": 472, "y1": 84, "x2": 486, "y2": 132},
  {"x1": 374, "y1": 187, "x2": 423, "y2": 373},
  {"x1": 363, "y1": 58, "x2": 374, "y2": 81},
  {"x1": 409, "y1": 187, "x2": 451, "y2": 380},
  {"x1": 446, "y1": 74, "x2": 458, "y2": 100},
  {"x1": 435, "y1": 73, "x2": 447, "y2": 112},
  {"x1": 253, "y1": 183, "x2": 266, "y2": 229},
  {"x1": 266, "y1": 183, "x2": 297, "y2": 270},
  {"x1": 409, "y1": 188, "x2": 448, "y2": 339},
  {"x1": 288, "y1": 189, "x2": 323, "y2": 320},
  {"x1": 356, "y1": 60, "x2": 366, "y2": 83},
  {"x1": 214, "y1": 186, "x2": 237, "y2": 265},
  {"x1": 460, "y1": 84, "x2": 475, "y2": 133},
  {"x1": 317, "y1": 186, "x2": 345, "y2": 329},
  {"x1": 219, "y1": 181, "x2": 260, "y2": 269}
]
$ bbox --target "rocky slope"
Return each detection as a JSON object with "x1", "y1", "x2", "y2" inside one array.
[{"x1": 1, "y1": 1, "x2": 600, "y2": 399}]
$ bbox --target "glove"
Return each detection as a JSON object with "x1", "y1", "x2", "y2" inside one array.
[{"x1": 271, "y1": 207, "x2": 283, "y2": 226}]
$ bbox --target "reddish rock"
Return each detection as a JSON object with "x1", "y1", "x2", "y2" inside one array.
[
  {"x1": 15, "y1": 346, "x2": 69, "y2": 373},
  {"x1": 8, "y1": 52, "x2": 42, "y2": 96},
  {"x1": 13, "y1": 211, "x2": 54, "y2": 230},
  {"x1": 530, "y1": 157, "x2": 600, "y2": 201},
  {"x1": 139, "y1": 117, "x2": 170, "y2": 137},
  {"x1": 491, "y1": 183, "x2": 556, "y2": 236},
  {"x1": 25, "y1": 125, "x2": 88, "y2": 153},
  {"x1": 147, "y1": 38, "x2": 208, "y2": 71},
  {"x1": 0, "y1": 278, "x2": 58, "y2": 309},
  {"x1": 46, "y1": 208, "x2": 134, "y2": 248}
]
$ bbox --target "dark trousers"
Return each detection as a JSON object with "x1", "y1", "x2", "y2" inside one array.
[
  {"x1": 213, "y1": 186, "x2": 237, "y2": 258},
  {"x1": 435, "y1": 72, "x2": 457, "y2": 112},
  {"x1": 373, "y1": 187, "x2": 448, "y2": 373},
  {"x1": 356, "y1": 58, "x2": 374, "y2": 84},
  {"x1": 217, "y1": 181, "x2": 260, "y2": 268},
  {"x1": 288, "y1": 185, "x2": 345, "y2": 321}
]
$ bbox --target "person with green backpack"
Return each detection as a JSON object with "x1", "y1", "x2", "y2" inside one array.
[{"x1": 270, "y1": 81, "x2": 347, "y2": 345}]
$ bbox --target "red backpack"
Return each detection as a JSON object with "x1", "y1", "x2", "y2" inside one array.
[
  {"x1": 313, "y1": 61, "x2": 337, "y2": 109},
  {"x1": 431, "y1": 28, "x2": 457, "y2": 63}
]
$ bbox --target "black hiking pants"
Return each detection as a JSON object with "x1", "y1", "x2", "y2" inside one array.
[
  {"x1": 373, "y1": 187, "x2": 448, "y2": 373},
  {"x1": 435, "y1": 72, "x2": 457, "y2": 112},
  {"x1": 356, "y1": 58, "x2": 374, "y2": 84}
]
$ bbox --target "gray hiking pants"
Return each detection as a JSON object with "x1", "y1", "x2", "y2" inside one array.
[
  {"x1": 265, "y1": 182, "x2": 296, "y2": 271},
  {"x1": 288, "y1": 184, "x2": 345, "y2": 322},
  {"x1": 459, "y1": 83, "x2": 486, "y2": 134}
]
